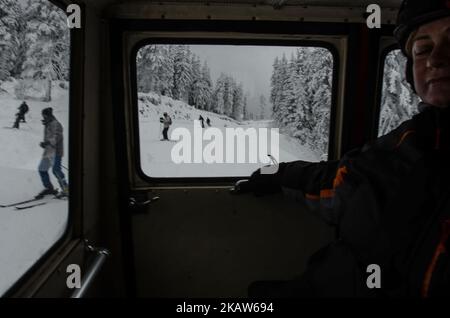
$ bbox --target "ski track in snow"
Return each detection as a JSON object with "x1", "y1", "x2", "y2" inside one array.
[{"x1": 0, "y1": 80, "x2": 69, "y2": 295}]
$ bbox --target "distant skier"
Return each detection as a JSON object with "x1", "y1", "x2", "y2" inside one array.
[
  {"x1": 160, "y1": 112, "x2": 172, "y2": 141},
  {"x1": 206, "y1": 117, "x2": 211, "y2": 127},
  {"x1": 198, "y1": 115, "x2": 205, "y2": 128},
  {"x1": 12, "y1": 101, "x2": 29, "y2": 129},
  {"x1": 35, "y1": 107, "x2": 69, "y2": 199}
]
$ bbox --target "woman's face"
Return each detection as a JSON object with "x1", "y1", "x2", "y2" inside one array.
[{"x1": 411, "y1": 16, "x2": 450, "y2": 108}]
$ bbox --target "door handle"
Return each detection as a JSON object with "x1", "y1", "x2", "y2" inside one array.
[
  {"x1": 229, "y1": 179, "x2": 251, "y2": 194},
  {"x1": 129, "y1": 196, "x2": 160, "y2": 208}
]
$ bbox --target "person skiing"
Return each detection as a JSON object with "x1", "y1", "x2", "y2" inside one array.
[
  {"x1": 35, "y1": 107, "x2": 69, "y2": 199},
  {"x1": 12, "y1": 101, "x2": 29, "y2": 129},
  {"x1": 244, "y1": 0, "x2": 450, "y2": 298},
  {"x1": 198, "y1": 115, "x2": 205, "y2": 128},
  {"x1": 160, "y1": 112, "x2": 172, "y2": 141},
  {"x1": 206, "y1": 117, "x2": 211, "y2": 127}
]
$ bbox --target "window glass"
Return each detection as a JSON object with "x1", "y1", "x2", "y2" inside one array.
[
  {"x1": 379, "y1": 49, "x2": 420, "y2": 137},
  {"x1": 136, "y1": 44, "x2": 334, "y2": 178},
  {"x1": 0, "y1": 0, "x2": 70, "y2": 295}
]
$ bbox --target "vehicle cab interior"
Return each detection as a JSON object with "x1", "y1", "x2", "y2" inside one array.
[{"x1": 0, "y1": 0, "x2": 437, "y2": 299}]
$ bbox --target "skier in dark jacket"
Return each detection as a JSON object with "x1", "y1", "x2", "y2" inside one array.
[
  {"x1": 160, "y1": 112, "x2": 172, "y2": 141},
  {"x1": 35, "y1": 107, "x2": 68, "y2": 199},
  {"x1": 245, "y1": 0, "x2": 450, "y2": 298},
  {"x1": 12, "y1": 101, "x2": 29, "y2": 129},
  {"x1": 199, "y1": 115, "x2": 205, "y2": 128}
]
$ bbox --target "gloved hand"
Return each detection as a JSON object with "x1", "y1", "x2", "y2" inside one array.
[
  {"x1": 40, "y1": 141, "x2": 49, "y2": 148},
  {"x1": 246, "y1": 162, "x2": 286, "y2": 196}
]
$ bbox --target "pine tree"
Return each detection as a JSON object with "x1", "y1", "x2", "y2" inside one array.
[
  {"x1": 232, "y1": 82, "x2": 244, "y2": 120},
  {"x1": 0, "y1": 0, "x2": 24, "y2": 80},
  {"x1": 259, "y1": 95, "x2": 267, "y2": 120},
  {"x1": 172, "y1": 45, "x2": 192, "y2": 101},
  {"x1": 242, "y1": 94, "x2": 248, "y2": 120},
  {"x1": 21, "y1": 0, "x2": 70, "y2": 100},
  {"x1": 136, "y1": 44, "x2": 156, "y2": 93},
  {"x1": 212, "y1": 73, "x2": 227, "y2": 114},
  {"x1": 379, "y1": 50, "x2": 419, "y2": 136},
  {"x1": 270, "y1": 48, "x2": 333, "y2": 158}
]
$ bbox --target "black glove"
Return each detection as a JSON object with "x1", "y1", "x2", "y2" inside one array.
[
  {"x1": 40, "y1": 141, "x2": 49, "y2": 148},
  {"x1": 246, "y1": 162, "x2": 286, "y2": 196}
]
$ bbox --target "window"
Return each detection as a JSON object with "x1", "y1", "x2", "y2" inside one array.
[
  {"x1": 378, "y1": 49, "x2": 420, "y2": 137},
  {"x1": 135, "y1": 44, "x2": 334, "y2": 178},
  {"x1": 0, "y1": 0, "x2": 70, "y2": 295}
]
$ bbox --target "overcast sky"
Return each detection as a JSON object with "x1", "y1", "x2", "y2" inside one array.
[{"x1": 190, "y1": 45, "x2": 299, "y2": 116}]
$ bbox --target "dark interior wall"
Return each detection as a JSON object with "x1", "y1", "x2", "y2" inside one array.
[
  {"x1": 81, "y1": 2, "x2": 127, "y2": 297},
  {"x1": 83, "y1": 4, "x2": 100, "y2": 236}
]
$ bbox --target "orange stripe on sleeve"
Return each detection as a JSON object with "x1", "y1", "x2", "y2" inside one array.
[
  {"x1": 333, "y1": 166, "x2": 348, "y2": 189},
  {"x1": 421, "y1": 219, "x2": 450, "y2": 298},
  {"x1": 395, "y1": 130, "x2": 415, "y2": 148}
]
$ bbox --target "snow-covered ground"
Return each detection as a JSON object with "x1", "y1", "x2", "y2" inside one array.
[
  {"x1": 0, "y1": 79, "x2": 69, "y2": 296},
  {"x1": 138, "y1": 92, "x2": 320, "y2": 178}
]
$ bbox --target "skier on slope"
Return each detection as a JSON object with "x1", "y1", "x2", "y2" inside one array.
[
  {"x1": 160, "y1": 112, "x2": 172, "y2": 141},
  {"x1": 243, "y1": 0, "x2": 450, "y2": 298},
  {"x1": 198, "y1": 115, "x2": 205, "y2": 128},
  {"x1": 12, "y1": 101, "x2": 29, "y2": 129},
  {"x1": 35, "y1": 107, "x2": 69, "y2": 199}
]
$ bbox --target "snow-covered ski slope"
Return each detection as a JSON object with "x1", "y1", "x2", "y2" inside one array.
[
  {"x1": 0, "y1": 80, "x2": 69, "y2": 296},
  {"x1": 138, "y1": 92, "x2": 320, "y2": 178}
]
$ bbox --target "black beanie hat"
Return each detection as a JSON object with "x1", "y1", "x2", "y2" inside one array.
[
  {"x1": 42, "y1": 107, "x2": 53, "y2": 117},
  {"x1": 394, "y1": 0, "x2": 450, "y2": 92},
  {"x1": 394, "y1": 0, "x2": 450, "y2": 56}
]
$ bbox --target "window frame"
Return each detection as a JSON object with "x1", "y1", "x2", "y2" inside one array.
[
  {"x1": 2, "y1": 0, "x2": 83, "y2": 297},
  {"x1": 129, "y1": 37, "x2": 340, "y2": 185}
]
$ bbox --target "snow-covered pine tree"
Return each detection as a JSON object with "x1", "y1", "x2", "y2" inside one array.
[
  {"x1": 271, "y1": 54, "x2": 290, "y2": 133},
  {"x1": 222, "y1": 75, "x2": 234, "y2": 117},
  {"x1": 271, "y1": 47, "x2": 333, "y2": 158},
  {"x1": 379, "y1": 50, "x2": 419, "y2": 136},
  {"x1": 0, "y1": 0, "x2": 24, "y2": 81},
  {"x1": 21, "y1": 0, "x2": 69, "y2": 101},
  {"x1": 187, "y1": 54, "x2": 202, "y2": 107},
  {"x1": 308, "y1": 48, "x2": 333, "y2": 158},
  {"x1": 136, "y1": 44, "x2": 156, "y2": 93},
  {"x1": 191, "y1": 60, "x2": 213, "y2": 111},
  {"x1": 270, "y1": 56, "x2": 281, "y2": 120},
  {"x1": 201, "y1": 61, "x2": 213, "y2": 111},
  {"x1": 172, "y1": 45, "x2": 192, "y2": 102},
  {"x1": 242, "y1": 94, "x2": 248, "y2": 120},
  {"x1": 232, "y1": 82, "x2": 244, "y2": 120},
  {"x1": 212, "y1": 73, "x2": 227, "y2": 114}
]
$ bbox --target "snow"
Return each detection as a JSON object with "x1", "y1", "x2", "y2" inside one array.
[
  {"x1": 138, "y1": 92, "x2": 319, "y2": 178},
  {"x1": 0, "y1": 80, "x2": 69, "y2": 296}
]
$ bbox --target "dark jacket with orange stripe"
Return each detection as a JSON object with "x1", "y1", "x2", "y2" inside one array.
[{"x1": 276, "y1": 102, "x2": 450, "y2": 297}]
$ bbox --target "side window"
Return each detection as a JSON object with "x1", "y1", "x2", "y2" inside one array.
[
  {"x1": 0, "y1": 0, "x2": 70, "y2": 295},
  {"x1": 378, "y1": 49, "x2": 420, "y2": 137},
  {"x1": 135, "y1": 44, "x2": 334, "y2": 178}
]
